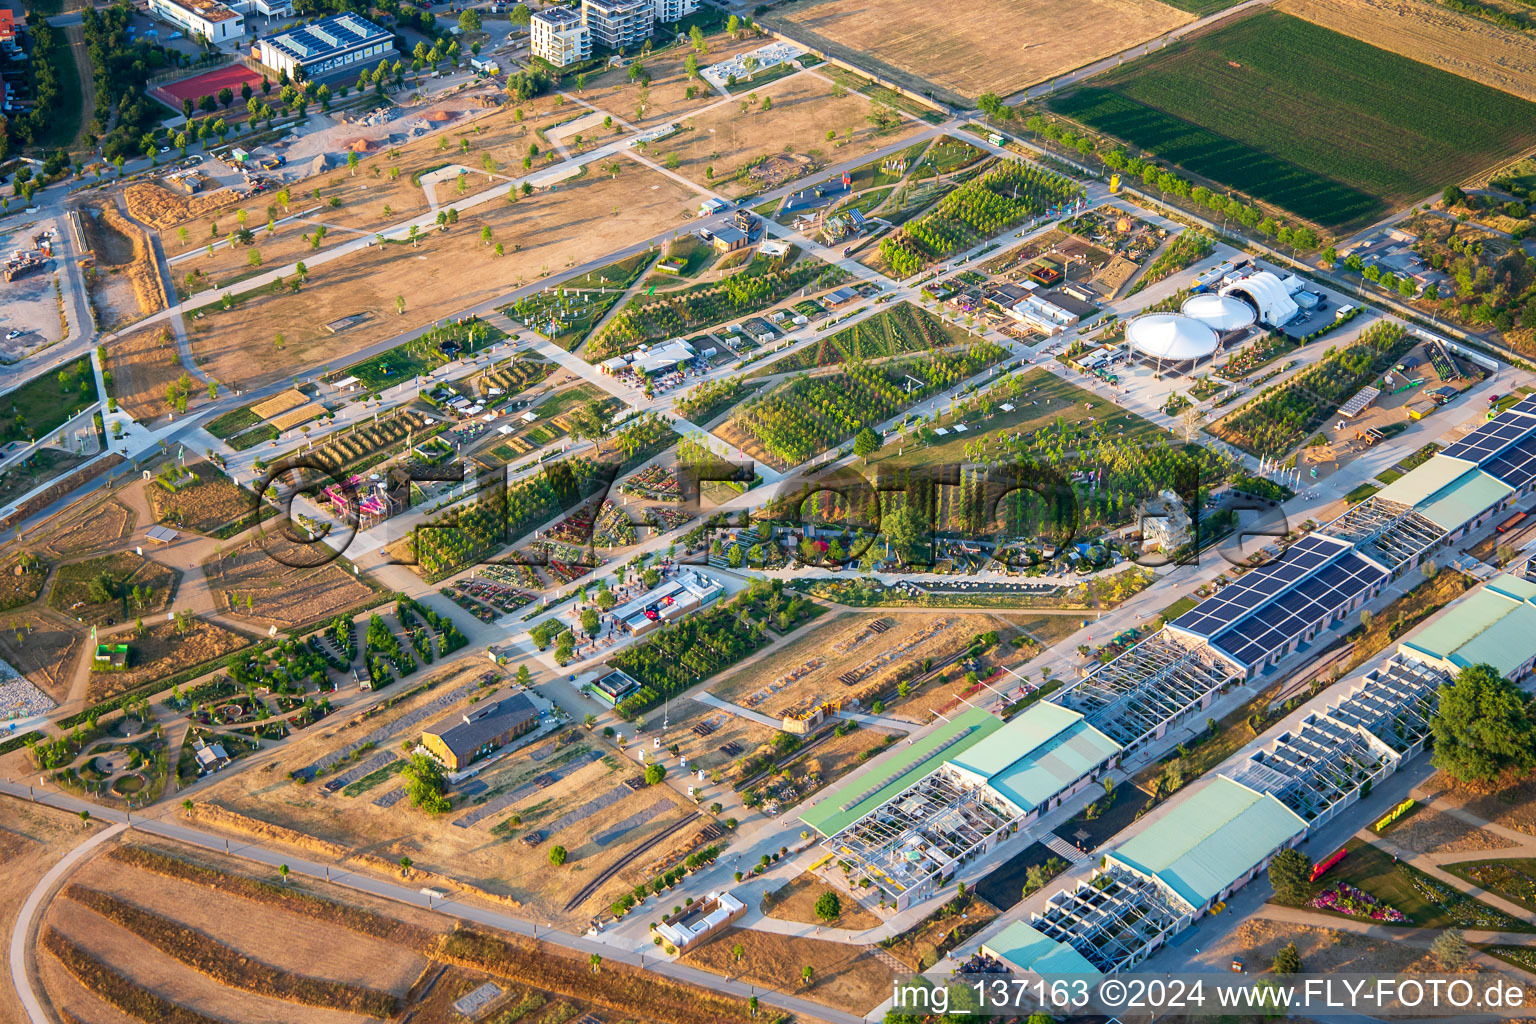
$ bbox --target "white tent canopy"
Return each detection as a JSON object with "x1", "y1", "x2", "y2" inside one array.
[
  {"x1": 1220, "y1": 271, "x2": 1299, "y2": 327},
  {"x1": 1127, "y1": 313, "x2": 1219, "y2": 363},
  {"x1": 1181, "y1": 292, "x2": 1257, "y2": 333}
]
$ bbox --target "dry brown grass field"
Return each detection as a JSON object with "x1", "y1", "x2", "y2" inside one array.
[
  {"x1": 682, "y1": 925, "x2": 897, "y2": 1012},
  {"x1": 106, "y1": 325, "x2": 196, "y2": 422},
  {"x1": 576, "y1": 34, "x2": 778, "y2": 130},
  {"x1": 34, "y1": 495, "x2": 136, "y2": 561},
  {"x1": 1280, "y1": 0, "x2": 1536, "y2": 101},
  {"x1": 0, "y1": 801, "x2": 105, "y2": 1024},
  {"x1": 708, "y1": 610, "x2": 1014, "y2": 721},
  {"x1": 0, "y1": 610, "x2": 85, "y2": 700},
  {"x1": 650, "y1": 72, "x2": 926, "y2": 198},
  {"x1": 779, "y1": 0, "x2": 1192, "y2": 100},
  {"x1": 197, "y1": 664, "x2": 708, "y2": 923},
  {"x1": 86, "y1": 618, "x2": 255, "y2": 703},
  {"x1": 185, "y1": 165, "x2": 696, "y2": 389},
  {"x1": 151, "y1": 96, "x2": 572, "y2": 257},
  {"x1": 203, "y1": 537, "x2": 380, "y2": 629},
  {"x1": 761, "y1": 872, "x2": 883, "y2": 928}
]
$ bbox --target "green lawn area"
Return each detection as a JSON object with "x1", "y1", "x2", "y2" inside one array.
[
  {"x1": 911, "y1": 138, "x2": 988, "y2": 178},
  {"x1": 206, "y1": 404, "x2": 262, "y2": 440},
  {"x1": 1345, "y1": 483, "x2": 1381, "y2": 504},
  {"x1": 227, "y1": 424, "x2": 278, "y2": 451},
  {"x1": 533, "y1": 383, "x2": 605, "y2": 419},
  {"x1": 847, "y1": 141, "x2": 931, "y2": 192},
  {"x1": 869, "y1": 367, "x2": 1159, "y2": 472},
  {"x1": 38, "y1": 27, "x2": 83, "y2": 150},
  {"x1": 0, "y1": 356, "x2": 98, "y2": 446},
  {"x1": 1046, "y1": 11, "x2": 1536, "y2": 229},
  {"x1": 1156, "y1": 595, "x2": 1198, "y2": 624},
  {"x1": 342, "y1": 320, "x2": 506, "y2": 391},
  {"x1": 565, "y1": 250, "x2": 654, "y2": 290},
  {"x1": 724, "y1": 61, "x2": 802, "y2": 94},
  {"x1": 1374, "y1": 468, "x2": 1404, "y2": 486}
]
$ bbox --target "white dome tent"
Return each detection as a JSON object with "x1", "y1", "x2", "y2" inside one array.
[
  {"x1": 1181, "y1": 292, "x2": 1257, "y2": 334},
  {"x1": 1126, "y1": 313, "x2": 1219, "y2": 372},
  {"x1": 1219, "y1": 271, "x2": 1299, "y2": 328}
]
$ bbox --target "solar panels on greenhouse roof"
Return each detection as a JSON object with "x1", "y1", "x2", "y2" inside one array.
[
  {"x1": 1170, "y1": 534, "x2": 1385, "y2": 670},
  {"x1": 1483, "y1": 433, "x2": 1536, "y2": 491},
  {"x1": 1441, "y1": 414, "x2": 1536, "y2": 464}
]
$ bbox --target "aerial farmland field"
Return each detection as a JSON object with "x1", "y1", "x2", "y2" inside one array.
[
  {"x1": 1280, "y1": 0, "x2": 1536, "y2": 102},
  {"x1": 1046, "y1": 10, "x2": 1536, "y2": 229},
  {"x1": 771, "y1": 0, "x2": 1193, "y2": 104}
]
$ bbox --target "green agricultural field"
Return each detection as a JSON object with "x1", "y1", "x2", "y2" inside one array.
[{"x1": 1047, "y1": 11, "x2": 1536, "y2": 229}]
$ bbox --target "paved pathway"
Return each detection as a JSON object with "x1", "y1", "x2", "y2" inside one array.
[{"x1": 9, "y1": 821, "x2": 127, "y2": 1024}]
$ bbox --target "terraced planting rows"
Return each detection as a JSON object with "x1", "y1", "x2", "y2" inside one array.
[
  {"x1": 586, "y1": 250, "x2": 849, "y2": 361},
  {"x1": 878, "y1": 161, "x2": 1082, "y2": 276},
  {"x1": 726, "y1": 341, "x2": 1008, "y2": 467},
  {"x1": 759, "y1": 302, "x2": 969, "y2": 374}
]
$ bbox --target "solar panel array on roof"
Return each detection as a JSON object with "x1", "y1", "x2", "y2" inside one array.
[
  {"x1": 1211, "y1": 552, "x2": 1385, "y2": 669},
  {"x1": 1483, "y1": 432, "x2": 1536, "y2": 490},
  {"x1": 1172, "y1": 535, "x2": 1346, "y2": 639},
  {"x1": 1441, "y1": 414, "x2": 1536, "y2": 464},
  {"x1": 1512, "y1": 394, "x2": 1536, "y2": 417},
  {"x1": 1171, "y1": 534, "x2": 1386, "y2": 670}
]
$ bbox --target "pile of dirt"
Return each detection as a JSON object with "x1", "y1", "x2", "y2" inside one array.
[
  {"x1": 422, "y1": 109, "x2": 457, "y2": 122},
  {"x1": 97, "y1": 205, "x2": 169, "y2": 315}
]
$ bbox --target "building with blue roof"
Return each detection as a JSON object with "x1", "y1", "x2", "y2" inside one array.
[{"x1": 254, "y1": 13, "x2": 393, "y2": 81}]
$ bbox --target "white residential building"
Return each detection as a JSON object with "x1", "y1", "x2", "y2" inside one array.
[
  {"x1": 581, "y1": 0, "x2": 653, "y2": 50},
  {"x1": 530, "y1": 6, "x2": 591, "y2": 67},
  {"x1": 652, "y1": 0, "x2": 699, "y2": 22},
  {"x1": 148, "y1": 0, "x2": 245, "y2": 43}
]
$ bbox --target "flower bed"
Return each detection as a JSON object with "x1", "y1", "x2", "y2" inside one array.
[{"x1": 1310, "y1": 882, "x2": 1406, "y2": 922}]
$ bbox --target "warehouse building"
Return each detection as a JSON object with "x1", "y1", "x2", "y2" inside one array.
[
  {"x1": 1399, "y1": 573, "x2": 1536, "y2": 680},
  {"x1": 944, "y1": 702, "x2": 1121, "y2": 824},
  {"x1": 530, "y1": 6, "x2": 590, "y2": 67},
  {"x1": 420, "y1": 693, "x2": 539, "y2": 771},
  {"x1": 255, "y1": 13, "x2": 393, "y2": 81}
]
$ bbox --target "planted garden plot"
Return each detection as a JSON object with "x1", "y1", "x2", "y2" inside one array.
[
  {"x1": 757, "y1": 301, "x2": 969, "y2": 374},
  {"x1": 724, "y1": 341, "x2": 1008, "y2": 468},
  {"x1": 586, "y1": 249, "x2": 848, "y2": 362},
  {"x1": 878, "y1": 162, "x2": 1083, "y2": 276}
]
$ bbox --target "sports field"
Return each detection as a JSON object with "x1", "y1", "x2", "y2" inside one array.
[
  {"x1": 156, "y1": 63, "x2": 265, "y2": 106},
  {"x1": 776, "y1": 0, "x2": 1191, "y2": 103},
  {"x1": 1047, "y1": 10, "x2": 1536, "y2": 229}
]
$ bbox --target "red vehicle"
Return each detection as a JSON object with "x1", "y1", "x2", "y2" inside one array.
[{"x1": 1498, "y1": 512, "x2": 1527, "y2": 533}]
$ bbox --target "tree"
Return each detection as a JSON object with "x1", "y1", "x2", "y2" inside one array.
[
  {"x1": 217, "y1": 86, "x2": 234, "y2": 108},
  {"x1": 516, "y1": 664, "x2": 531, "y2": 687},
  {"x1": 581, "y1": 607, "x2": 600, "y2": 637},
  {"x1": 853, "y1": 427, "x2": 881, "y2": 461},
  {"x1": 1272, "y1": 942, "x2": 1302, "y2": 975},
  {"x1": 814, "y1": 890, "x2": 841, "y2": 922},
  {"x1": 79, "y1": 809, "x2": 91, "y2": 828},
  {"x1": 396, "y1": 295, "x2": 406, "y2": 315},
  {"x1": 1443, "y1": 185, "x2": 1465, "y2": 207},
  {"x1": 279, "y1": 864, "x2": 290, "y2": 884},
  {"x1": 977, "y1": 93, "x2": 1006, "y2": 119},
  {"x1": 732, "y1": 942, "x2": 745, "y2": 963},
  {"x1": 644, "y1": 761, "x2": 666, "y2": 785},
  {"x1": 182, "y1": 97, "x2": 194, "y2": 119},
  {"x1": 1432, "y1": 663, "x2": 1536, "y2": 790},
  {"x1": 459, "y1": 8, "x2": 482, "y2": 33},
  {"x1": 1268, "y1": 848, "x2": 1313, "y2": 902},
  {"x1": 690, "y1": 24, "x2": 706, "y2": 53},
  {"x1": 589, "y1": 952, "x2": 602, "y2": 973},
  {"x1": 549, "y1": 844, "x2": 568, "y2": 866},
  {"x1": 727, "y1": 13, "x2": 740, "y2": 34},
  {"x1": 801, "y1": 965, "x2": 814, "y2": 987},
  {"x1": 399, "y1": 855, "x2": 413, "y2": 876},
  {"x1": 1430, "y1": 928, "x2": 1467, "y2": 968}
]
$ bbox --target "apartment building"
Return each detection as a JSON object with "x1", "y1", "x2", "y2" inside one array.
[
  {"x1": 653, "y1": 0, "x2": 700, "y2": 22},
  {"x1": 530, "y1": 5, "x2": 591, "y2": 67},
  {"x1": 581, "y1": 0, "x2": 653, "y2": 51}
]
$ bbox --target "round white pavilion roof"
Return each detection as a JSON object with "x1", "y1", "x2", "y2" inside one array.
[
  {"x1": 1127, "y1": 313, "x2": 1219, "y2": 362},
  {"x1": 1181, "y1": 292, "x2": 1257, "y2": 333}
]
